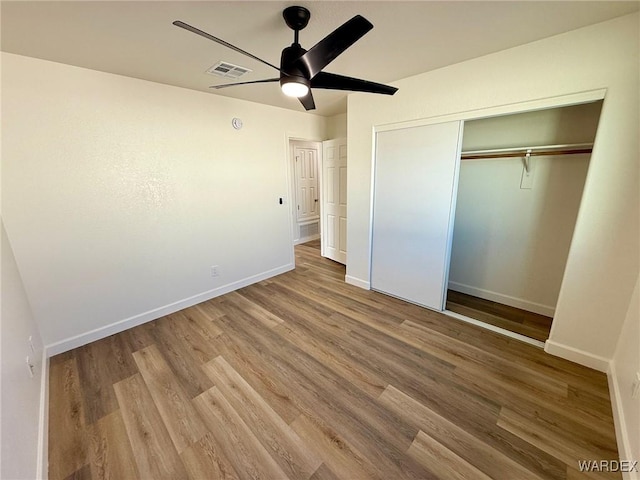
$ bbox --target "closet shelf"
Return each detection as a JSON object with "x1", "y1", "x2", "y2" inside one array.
[{"x1": 461, "y1": 142, "x2": 593, "y2": 160}]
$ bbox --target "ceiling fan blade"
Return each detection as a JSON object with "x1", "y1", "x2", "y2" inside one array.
[
  {"x1": 210, "y1": 78, "x2": 279, "y2": 89},
  {"x1": 296, "y1": 15, "x2": 373, "y2": 79},
  {"x1": 311, "y1": 72, "x2": 398, "y2": 95},
  {"x1": 298, "y1": 91, "x2": 316, "y2": 111},
  {"x1": 173, "y1": 20, "x2": 281, "y2": 72}
]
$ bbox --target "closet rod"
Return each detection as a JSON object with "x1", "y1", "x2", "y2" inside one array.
[{"x1": 461, "y1": 142, "x2": 593, "y2": 160}]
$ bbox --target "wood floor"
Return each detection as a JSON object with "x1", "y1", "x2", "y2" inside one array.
[
  {"x1": 49, "y1": 241, "x2": 620, "y2": 480},
  {"x1": 446, "y1": 290, "x2": 554, "y2": 342}
]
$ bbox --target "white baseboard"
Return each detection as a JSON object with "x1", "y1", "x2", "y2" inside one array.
[
  {"x1": 345, "y1": 275, "x2": 370, "y2": 290},
  {"x1": 37, "y1": 347, "x2": 49, "y2": 479},
  {"x1": 45, "y1": 263, "x2": 295, "y2": 356},
  {"x1": 448, "y1": 281, "x2": 556, "y2": 317},
  {"x1": 607, "y1": 362, "x2": 639, "y2": 480},
  {"x1": 544, "y1": 339, "x2": 610, "y2": 372}
]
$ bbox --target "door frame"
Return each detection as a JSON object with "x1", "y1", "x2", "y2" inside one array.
[{"x1": 369, "y1": 88, "x2": 607, "y2": 315}]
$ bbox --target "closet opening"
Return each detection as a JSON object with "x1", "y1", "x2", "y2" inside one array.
[{"x1": 445, "y1": 101, "x2": 603, "y2": 343}]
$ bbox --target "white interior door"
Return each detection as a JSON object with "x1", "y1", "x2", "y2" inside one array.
[
  {"x1": 322, "y1": 138, "x2": 347, "y2": 264},
  {"x1": 371, "y1": 121, "x2": 463, "y2": 310},
  {"x1": 293, "y1": 144, "x2": 319, "y2": 221}
]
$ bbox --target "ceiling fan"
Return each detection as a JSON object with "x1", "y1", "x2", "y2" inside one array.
[{"x1": 173, "y1": 6, "x2": 398, "y2": 111}]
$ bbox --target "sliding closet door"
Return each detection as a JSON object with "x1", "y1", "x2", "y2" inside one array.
[{"x1": 371, "y1": 121, "x2": 463, "y2": 310}]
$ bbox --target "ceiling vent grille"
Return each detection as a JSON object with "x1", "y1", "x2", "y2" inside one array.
[{"x1": 206, "y1": 61, "x2": 252, "y2": 79}]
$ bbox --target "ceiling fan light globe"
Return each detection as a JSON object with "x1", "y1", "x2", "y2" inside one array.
[{"x1": 281, "y1": 80, "x2": 309, "y2": 98}]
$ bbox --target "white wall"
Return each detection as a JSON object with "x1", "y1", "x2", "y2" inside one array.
[
  {"x1": 611, "y1": 274, "x2": 640, "y2": 476},
  {"x1": 450, "y1": 155, "x2": 589, "y2": 316},
  {"x1": 1, "y1": 220, "x2": 45, "y2": 480},
  {"x1": 449, "y1": 104, "x2": 600, "y2": 316},
  {"x1": 1, "y1": 52, "x2": 325, "y2": 350},
  {"x1": 346, "y1": 13, "x2": 639, "y2": 367},
  {"x1": 326, "y1": 113, "x2": 347, "y2": 139},
  {"x1": 461, "y1": 102, "x2": 602, "y2": 150}
]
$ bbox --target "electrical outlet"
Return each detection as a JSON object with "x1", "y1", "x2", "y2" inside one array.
[
  {"x1": 211, "y1": 265, "x2": 220, "y2": 278},
  {"x1": 632, "y1": 372, "x2": 640, "y2": 400}
]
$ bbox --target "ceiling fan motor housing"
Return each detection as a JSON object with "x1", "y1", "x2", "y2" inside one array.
[{"x1": 280, "y1": 43, "x2": 310, "y2": 88}]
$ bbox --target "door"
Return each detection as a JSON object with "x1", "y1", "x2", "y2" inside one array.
[
  {"x1": 371, "y1": 121, "x2": 463, "y2": 310},
  {"x1": 322, "y1": 138, "x2": 347, "y2": 264},
  {"x1": 294, "y1": 144, "x2": 319, "y2": 222},
  {"x1": 291, "y1": 140, "x2": 321, "y2": 244}
]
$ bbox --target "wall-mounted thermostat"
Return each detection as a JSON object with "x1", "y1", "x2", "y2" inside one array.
[{"x1": 232, "y1": 118, "x2": 243, "y2": 130}]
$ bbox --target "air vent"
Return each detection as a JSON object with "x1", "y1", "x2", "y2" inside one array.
[{"x1": 206, "y1": 61, "x2": 252, "y2": 79}]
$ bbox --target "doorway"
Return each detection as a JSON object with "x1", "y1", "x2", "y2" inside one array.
[
  {"x1": 290, "y1": 140, "x2": 321, "y2": 246},
  {"x1": 289, "y1": 137, "x2": 348, "y2": 268}
]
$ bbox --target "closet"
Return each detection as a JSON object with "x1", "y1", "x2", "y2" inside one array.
[{"x1": 371, "y1": 100, "x2": 603, "y2": 342}]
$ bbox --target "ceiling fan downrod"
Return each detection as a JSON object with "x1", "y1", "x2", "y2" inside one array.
[{"x1": 283, "y1": 5, "x2": 311, "y2": 46}]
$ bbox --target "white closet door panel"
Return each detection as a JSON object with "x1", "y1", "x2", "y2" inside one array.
[{"x1": 371, "y1": 121, "x2": 463, "y2": 310}]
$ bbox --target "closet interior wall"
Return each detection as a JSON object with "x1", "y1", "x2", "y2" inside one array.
[{"x1": 448, "y1": 102, "x2": 603, "y2": 333}]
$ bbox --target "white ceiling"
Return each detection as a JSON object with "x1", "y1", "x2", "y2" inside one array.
[{"x1": 2, "y1": 1, "x2": 638, "y2": 116}]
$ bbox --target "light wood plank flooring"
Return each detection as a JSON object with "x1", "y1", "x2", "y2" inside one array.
[
  {"x1": 49, "y1": 241, "x2": 620, "y2": 479},
  {"x1": 446, "y1": 290, "x2": 554, "y2": 342}
]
